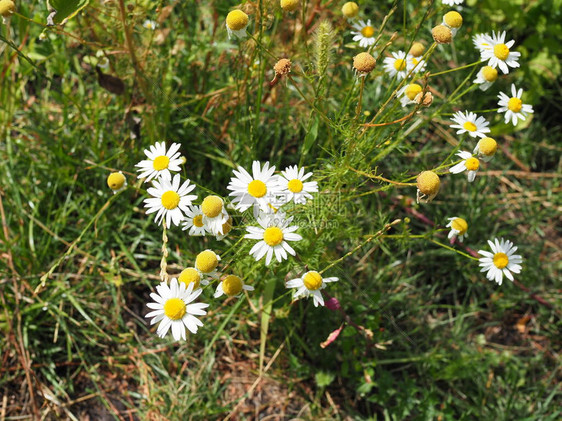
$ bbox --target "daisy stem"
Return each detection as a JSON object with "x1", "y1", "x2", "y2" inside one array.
[
  {"x1": 429, "y1": 60, "x2": 483, "y2": 77},
  {"x1": 287, "y1": 75, "x2": 332, "y2": 125},
  {"x1": 450, "y1": 83, "x2": 478, "y2": 104},
  {"x1": 348, "y1": 167, "x2": 416, "y2": 186},
  {"x1": 246, "y1": 33, "x2": 278, "y2": 61},
  {"x1": 428, "y1": 239, "x2": 480, "y2": 261},
  {"x1": 355, "y1": 76, "x2": 366, "y2": 118}
]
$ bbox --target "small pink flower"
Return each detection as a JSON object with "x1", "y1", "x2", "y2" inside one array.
[{"x1": 325, "y1": 297, "x2": 341, "y2": 311}]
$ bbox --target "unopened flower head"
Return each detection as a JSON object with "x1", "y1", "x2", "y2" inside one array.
[
  {"x1": 416, "y1": 171, "x2": 440, "y2": 203},
  {"x1": 178, "y1": 267, "x2": 201, "y2": 290},
  {"x1": 278, "y1": 165, "x2": 318, "y2": 205},
  {"x1": 473, "y1": 66, "x2": 498, "y2": 91},
  {"x1": 107, "y1": 171, "x2": 127, "y2": 194},
  {"x1": 342, "y1": 2, "x2": 359, "y2": 19},
  {"x1": 446, "y1": 217, "x2": 468, "y2": 242},
  {"x1": 479, "y1": 31, "x2": 521, "y2": 74},
  {"x1": 383, "y1": 51, "x2": 411, "y2": 80},
  {"x1": 442, "y1": 11, "x2": 462, "y2": 36},
  {"x1": 478, "y1": 238, "x2": 522, "y2": 285},
  {"x1": 450, "y1": 110, "x2": 490, "y2": 138},
  {"x1": 280, "y1": 0, "x2": 299, "y2": 12},
  {"x1": 286, "y1": 271, "x2": 339, "y2": 307},
  {"x1": 473, "y1": 137, "x2": 497, "y2": 162},
  {"x1": 214, "y1": 275, "x2": 254, "y2": 298},
  {"x1": 200, "y1": 195, "x2": 229, "y2": 235},
  {"x1": 497, "y1": 84, "x2": 533, "y2": 126},
  {"x1": 409, "y1": 42, "x2": 425, "y2": 57},
  {"x1": 450, "y1": 151, "x2": 480, "y2": 182},
  {"x1": 227, "y1": 161, "x2": 281, "y2": 212},
  {"x1": 143, "y1": 174, "x2": 197, "y2": 227},
  {"x1": 432, "y1": 25, "x2": 453, "y2": 44},
  {"x1": 136, "y1": 141, "x2": 183, "y2": 183},
  {"x1": 195, "y1": 249, "x2": 221, "y2": 279},
  {"x1": 351, "y1": 20, "x2": 376, "y2": 48},
  {"x1": 353, "y1": 52, "x2": 376, "y2": 76},
  {"x1": 181, "y1": 205, "x2": 207, "y2": 236},
  {"x1": 145, "y1": 278, "x2": 209, "y2": 341},
  {"x1": 225, "y1": 10, "x2": 249, "y2": 39}
]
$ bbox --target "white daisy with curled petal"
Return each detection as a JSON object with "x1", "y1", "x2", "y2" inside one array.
[
  {"x1": 227, "y1": 161, "x2": 281, "y2": 212},
  {"x1": 407, "y1": 56, "x2": 427, "y2": 74},
  {"x1": 478, "y1": 238, "x2": 523, "y2": 285},
  {"x1": 351, "y1": 20, "x2": 376, "y2": 48},
  {"x1": 214, "y1": 275, "x2": 254, "y2": 299},
  {"x1": 181, "y1": 205, "x2": 207, "y2": 236},
  {"x1": 442, "y1": 0, "x2": 464, "y2": 5},
  {"x1": 277, "y1": 165, "x2": 318, "y2": 205},
  {"x1": 383, "y1": 51, "x2": 411, "y2": 80},
  {"x1": 473, "y1": 66, "x2": 499, "y2": 91},
  {"x1": 245, "y1": 212, "x2": 302, "y2": 266},
  {"x1": 497, "y1": 84, "x2": 534, "y2": 126},
  {"x1": 200, "y1": 195, "x2": 229, "y2": 235},
  {"x1": 397, "y1": 83, "x2": 423, "y2": 107},
  {"x1": 145, "y1": 278, "x2": 209, "y2": 341},
  {"x1": 446, "y1": 217, "x2": 468, "y2": 242},
  {"x1": 135, "y1": 141, "x2": 183, "y2": 182},
  {"x1": 450, "y1": 111, "x2": 490, "y2": 138},
  {"x1": 449, "y1": 151, "x2": 480, "y2": 182},
  {"x1": 479, "y1": 31, "x2": 521, "y2": 74},
  {"x1": 473, "y1": 33, "x2": 492, "y2": 54},
  {"x1": 144, "y1": 174, "x2": 197, "y2": 227},
  {"x1": 286, "y1": 271, "x2": 339, "y2": 307}
]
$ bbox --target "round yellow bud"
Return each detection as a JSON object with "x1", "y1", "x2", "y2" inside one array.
[
  {"x1": 107, "y1": 172, "x2": 126, "y2": 191},
  {"x1": 417, "y1": 171, "x2": 440, "y2": 196},
  {"x1": 478, "y1": 137, "x2": 497, "y2": 157},
  {"x1": 353, "y1": 52, "x2": 376, "y2": 74},
  {"x1": 0, "y1": 0, "x2": 15, "y2": 17},
  {"x1": 221, "y1": 275, "x2": 244, "y2": 297},
  {"x1": 342, "y1": 2, "x2": 359, "y2": 18},
  {"x1": 226, "y1": 10, "x2": 249, "y2": 31},
  {"x1": 409, "y1": 42, "x2": 425, "y2": 57},
  {"x1": 431, "y1": 25, "x2": 453, "y2": 44},
  {"x1": 280, "y1": 0, "x2": 299, "y2": 12}
]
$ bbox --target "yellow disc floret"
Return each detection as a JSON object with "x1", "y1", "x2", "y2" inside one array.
[
  {"x1": 226, "y1": 10, "x2": 249, "y2": 31},
  {"x1": 280, "y1": 0, "x2": 299, "y2": 12},
  {"x1": 432, "y1": 25, "x2": 452, "y2": 44},
  {"x1": 508, "y1": 97, "x2": 522, "y2": 113},
  {"x1": 287, "y1": 179, "x2": 303, "y2": 193},
  {"x1": 463, "y1": 121, "x2": 477, "y2": 132},
  {"x1": 342, "y1": 2, "x2": 359, "y2": 18},
  {"x1": 405, "y1": 84, "x2": 423, "y2": 100},
  {"x1": 353, "y1": 52, "x2": 376, "y2": 74},
  {"x1": 153, "y1": 155, "x2": 170, "y2": 171},
  {"x1": 247, "y1": 180, "x2": 267, "y2": 198},
  {"x1": 161, "y1": 191, "x2": 180, "y2": 210},
  {"x1": 107, "y1": 172, "x2": 126, "y2": 191},
  {"x1": 303, "y1": 271, "x2": 323, "y2": 291},
  {"x1": 409, "y1": 42, "x2": 425, "y2": 57},
  {"x1": 361, "y1": 26, "x2": 375, "y2": 38},
  {"x1": 178, "y1": 268, "x2": 201, "y2": 290},
  {"x1": 417, "y1": 171, "x2": 440, "y2": 196},
  {"x1": 478, "y1": 137, "x2": 497, "y2": 156},
  {"x1": 164, "y1": 298, "x2": 186, "y2": 320},
  {"x1": 465, "y1": 157, "x2": 480, "y2": 171},
  {"x1": 201, "y1": 195, "x2": 224, "y2": 218},
  {"x1": 482, "y1": 66, "x2": 498, "y2": 82},
  {"x1": 0, "y1": 0, "x2": 15, "y2": 17},
  {"x1": 221, "y1": 275, "x2": 244, "y2": 296},
  {"x1": 443, "y1": 11, "x2": 463, "y2": 29},
  {"x1": 193, "y1": 214, "x2": 204, "y2": 227},
  {"x1": 263, "y1": 227, "x2": 284, "y2": 246},
  {"x1": 393, "y1": 59, "x2": 406, "y2": 71},
  {"x1": 493, "y1": 252, "x2": 509, "y2": 269},
  {"x1": 195, "y1": 250, "x2": 219, "y2": 273},
  {"x1": 451, "y1": 218, "x2": 468, "y2": 236},
  {"x1": 493, "y1": 44, "x2": 510, "y2": 61}
]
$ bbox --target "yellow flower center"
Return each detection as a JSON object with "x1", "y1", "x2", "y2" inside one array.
[
  {"x1": 482, "y1": 66, "x2": 498, "y2": 82},
  {"x1": 222, "y1": 275, "x2": 244, "y2": 296},
  {"x1": 416, "y1": 171, "x2": 440, "y2": 195},
  {"x1": 161, "y1": 191, "x2": 180, "y2": 210},
  {"x1": 405, "y1": 84, "x2": 423, "y2": 100},
  {"x1": 287, "y1": 179, "x2": 303, "y2": 193},
  {"x1": 107, "y1": 172, "x2": 126, "y2": 190},
  {"x1": 443, "y1": 11, "x2": 463, "y2": 28},
  {"x1": 342, "y1": 2, "x2": 359, "y2": 18},
  {"x1": 178, "y1": 268, "x2": 201, "y2": 290},
  {"x1": 303, "y1": 271, "x2": 323, "y2": 291},
  {"x1": 393, "y1": 59, "x2": 406, "y2": 71},
  {"x1": 451, "y1": 218, "x2": 468, "y2": 235},
  {"x1": 193, "y1": 214, "x2": 204, "y2": 227},
  {"x1": 463, "y1": 121, "x2": 477, "y2": 132},
  {"x1": 226, "y1": 10, "x2": 249, "y2": 31},
  {"x1": 201, "y1": 195, "x2": 223, "y2": 218},
  {"x1": 493, "y1": 252, "x2": 509, "y2": 269},
  {"x1": 478, "y1": 137, "x2": 497, "y2": 156},
  {"x1": 195, "y1": 250, "x2": 219, "y2": 273},
  {"x1": 153, "y1": 155, "x2": 170, "y2": 171},
  {"x1": 361, "y1": 26, "x2": 375, "y2": 38},
  {"x1": 508, "y1": 97, "x2": 522, "y2": 113},
  {"x1": 494, "y1": 43, "x2": 510, "y2": 61},
  {"x1": 263, "y1": 227, "x2": 284, "y2": 246},
  {"x1": 465, "y1": 157, "x2": 480, "y2": 171},
  {"x1": 163, "y1": 298, "x2": 186, "y2": 320},
  {"x1": 247, "y1": 180, "x2": 267, "y2": 198}
]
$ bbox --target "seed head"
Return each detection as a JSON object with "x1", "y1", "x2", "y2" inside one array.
[
  {"x1": 432, "y1": 25, "x2": 453, "y2": 44},
  {"x1": 409, "y1": 42, "x2": 425, "y2": 57},
  {"x1": 353, "y1": 52, "x2": 376, "y2": 75},
  {"x1": 416, "y1": 171, "x2": 440, "y2": 203},
  {"x1": 274, "y1": 58, "x2": 292, "y2": 76}
]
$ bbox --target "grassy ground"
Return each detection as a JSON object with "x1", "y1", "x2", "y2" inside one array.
[{"x1": 1, "y1": 0, "x2": 561, "y2": 420}]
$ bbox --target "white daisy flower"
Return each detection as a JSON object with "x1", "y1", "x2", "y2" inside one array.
[
  {"x1": 225, "y1": 10, "x2": 249, "y2": 39},
  {"x1": 244, "y1": 212, "x2": 302, "y2": 266},
  {"x1": 383, "y1": 51, "x2": 411, "y2": 80},
  {"x1": 277, "y1": 165, "x2": 318, "y2": 205},
  {"x1": 145, "y1": 278, "x2": 209, "y2": 341},
  {"x1": 479, "y1": 31, "x2": 521, "y2": 74},
  {"x1": 449, "y1": 151, "x2": 480, "y2": 182},
  {"x1": 450, "y1": 110, "x2": 490, "y2": 138},
  {"x1": 200, "y1": 195, "x2": 229, "y2": 235},
  {"x1": 446, "y1": 217, "x2": 468, "y2": 242},
  {"x1": 472, "y1": 33, "x2": 492, "y2": 53},
  {"x1": 286, "y1": 271, "x2": 339, "y2": 307},
  {"x1": 195, "y1": 249, "x2": 221, "y2": 281},
  {"x1": 497, "y1": 84, "x2": 534, "y2": 126},
  {"x1": 214, "y1": 275, "x2": 254, "y2": 298},
  {"x1": 473, "y1": 66, "x2": 499, "y2": 91},
  {"x1": 144, "y1": 174, "x2": 197, "y2": 227},
  {"x1": 106, "y1": 171, "x2": 127, "y2": 194},
  {"x1": 135, "y1": 141, "x2": 183, "y2": 183},
  {"x1": 473, "y1": 137, "x2": 498, "y2": 162},
  {"x1": 143, "y1": 19, "x2": 157, "y2": 30},
  {"x1": 478, "y1": 238, "x2": 523, "y2": 285},
  {"x1": 181, "y1": 205, "x2": 207, "y2": 236},
  {"x1": 397, "y1": 83, "x2": 423, "y2": 107},
  {"x1": 351, "y1": 20, "x2": 376, "y2": 48},
  {"x1": 407, "y1": 56, "x2": 427, "y2": 74},
  {"x1": 227, "y1": 161, "x2": 281, "y2": 212},
  {"x1": 442, "y1": 0, "x2": 464, "y2": 5}
]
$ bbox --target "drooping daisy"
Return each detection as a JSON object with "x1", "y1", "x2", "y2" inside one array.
[
  {"x1": 135, "y1": 141, "x2": 183, "y2": 182},
  {"x1": 227, "y1": 161, "x2": 281, "y2": 212},
  {"x1": 449, "y1": 151, "x2": 480, "y2": 182},
  {"x1": 178, "y1": 267, "x2": 202, "y2": 290},
  {"x1": 479, "y1": 31, "x2": 521, "y2": 74},
  {"x1": 383, "y1": 51, "x2": 411, "y2": 80},
  {"x1": 195, "y1": 249, "x2": 221, "y2": 280},
  {"x1": 450, "y1": 110, "x2": 490, "y2": 138},
  {"x1": 286, "y1": 271, "x2": 339, "y2": 307},
  {"x1": 442, "y1": 0, "x2": 464, "y2": 5},
  {"x1": 145, "y1": 278, "x2": 209, "y2": 341},
  {"x1": 143, "y1": 19, "x2": 157, "y2": 30},
  {"x1": 277, "y1": 165, "x2": 318, "y2": 205},
  {"x1": 442, "y1": 11, "x2": 463, "y2": 37},
  {"x1": 397, "y1": 83, "x2": 423, "y2": 107},
  {"x1": 144, "y1": 174, "x2": 197, "y2": 227},
  {"x1": 200, "y1": 195, "x2": 229, "y2": 235},
  {"x1": 214, "y1": 275, "x2": 254, "y2": 298},
  {"x1": 181, "y1": 205, "x2": 207, "y2": 236},
  {"x1": 225, "y1": 10, "x2": 249, "y2": 39},
  {"x1": 473, "y1": 66, "x2": 498, "y2": 91},
  {"x1": 478, "y1": 238, "x2": 523, "y2": 285},
  {"x1": 416, "y1": 170, "x2": 440, "y2": 203},
  {"x1": 107, "y1": 171, "x2": 127, "y2": 194},
  {"x1": 497, "y1": 84, "x2": 534, "y2": 126},
  {"x1": 446, "y1": 217, "x2": 468, "y2": 242},
  {"x1": 245, "y1": 212, "x2": 302, "y2": 265},
  {"x1": 473, "y1": 137, "x2": 498, "y2": 162},
  {"x1": 351, "y1": 20, "x2": 376, "y2": 48}
]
